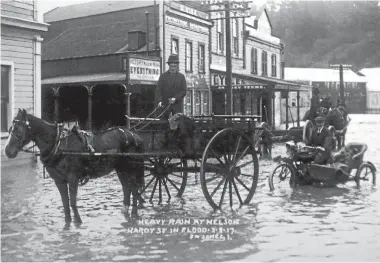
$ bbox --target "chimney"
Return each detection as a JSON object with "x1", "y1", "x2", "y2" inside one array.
[{"x1": 128, "y1": 30, "x2": 146, "y2": 51}]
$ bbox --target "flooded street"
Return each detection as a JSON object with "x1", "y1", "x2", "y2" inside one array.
[{"x1": 2, "y1": 114, "x2": 380, "y2": 262}]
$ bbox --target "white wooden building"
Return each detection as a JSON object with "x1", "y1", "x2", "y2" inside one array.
[
  {"x1": 1, "y1": 0, "x2": 49, "y2": 167},
  {"x1": 360, "y1": 68, "x2": 380, "y2": 113}
]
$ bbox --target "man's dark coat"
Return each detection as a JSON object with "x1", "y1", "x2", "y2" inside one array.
[{"x1": 155, "y1": 70, "x2": 187, "y2": 114}]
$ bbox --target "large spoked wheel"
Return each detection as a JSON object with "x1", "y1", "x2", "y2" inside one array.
[
  {"x1": 268, "y1": 163, "x2": 296, "y2": 191},
  {"x1": 303, "y1": 120, "x2": 314, "y2": 144},
  {"x1": 355, "y1": 162, "x2": 376, "y2": 188},
  {"x1": 141, "y1": 157, "x2": 188, "y2": 204},
  {"x1": 200, "y1": 128, "x2": 259, "y2": 210}
]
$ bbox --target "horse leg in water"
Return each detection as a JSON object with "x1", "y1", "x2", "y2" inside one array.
[
  {"x1": 68, "y1": 175, "x2": 82, "y2": 224},
  {"x1": 117, "y1": 171, "x2": 131, "y2": 214},
  {"x1": 48, "y1": 168, "x2": 71, "y2": 223}
]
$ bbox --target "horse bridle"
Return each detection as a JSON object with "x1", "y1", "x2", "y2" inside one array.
[{"x1": 9, "y1": 119, "x2": 32, "y2": 151}]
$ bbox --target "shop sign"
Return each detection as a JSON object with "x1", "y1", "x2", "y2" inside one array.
[
  {"x1": 166, "y1": 15, "x2": 208, "y2": 34},
  {"x1": 128, "y1": 57, "x2": 161, "y2": 84},
  {"x1": 167, "y1": 1, "x2": 209, "y2": 20},
  {"x1": 212, "y1": 85, "x2": 266, "y2": 90},
  {"x1": 185, "y1": 73, "x2": 207, "y2": 88}
]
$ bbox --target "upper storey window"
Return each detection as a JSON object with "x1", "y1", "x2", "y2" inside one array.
[
  {"x1": 232, "y1": 16, "x2": 238, "y2": 56},
  {"x1": 216, "y1": 13, "x2": 224, "y2": 53}
]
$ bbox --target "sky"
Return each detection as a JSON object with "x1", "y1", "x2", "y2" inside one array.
[{"x1": 39, "y1": 0, "x2": 269, "y2": 15}]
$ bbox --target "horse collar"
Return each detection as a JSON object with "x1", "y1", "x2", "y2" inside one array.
[{"x1": 40, "y1": 124, "x2": 62, "y2": 166}]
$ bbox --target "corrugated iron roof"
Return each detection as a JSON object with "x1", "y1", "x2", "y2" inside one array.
[
  {"x1": 44, "y1": 0, "x2": 155, "y2": 22},
  {"x1": 42, "y1": 72, "x2": 126, "y2": 85},
  {"x1": 42, "y1": 17, "x2": 156, "y2": 60},
  {"x1": 360, "y1": 68, "x2": 380, "y2": 91},
  {"x1": 285, "y1": 67, "x2": 367, "y2": 83}
]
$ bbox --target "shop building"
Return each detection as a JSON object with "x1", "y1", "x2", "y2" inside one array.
[
  {"x1": 285, "y1": 67, "x2": 367, "y2": 114},
  {"x1": 359, "y1": 68, "x2": 380, "y2": 113},
  {"x1": 162, "y1": 1, "x2": 212, "y2": 115},
  {"x1": 209, "y1": 5, "x2": 310, "y2": 128},
  {"x1": 42, "y1": 0, "x2": 212, "y2": 127},
  {"x1": 1, "y1": 0, "x2": 49, "y2": 167}
]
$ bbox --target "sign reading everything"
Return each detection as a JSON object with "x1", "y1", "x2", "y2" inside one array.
[{"x1": 129, "y1": 57, "x2": 160, "y2": 83}]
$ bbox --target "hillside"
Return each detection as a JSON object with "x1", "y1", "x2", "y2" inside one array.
[{"x1": 267, "y1": 1, "x2": 380, "y2": 70}]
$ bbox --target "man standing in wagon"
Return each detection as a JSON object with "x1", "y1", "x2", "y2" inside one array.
[{"x1": 156, "y1": 54, "x2": 187, "y2": 119}]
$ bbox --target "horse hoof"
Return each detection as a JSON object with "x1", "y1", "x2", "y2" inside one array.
[
  {"x1": 131, "y1": 207, "x2": 138, "y2": 217},
  {"x1": 63, "y1": 222, "x2": 71, "y2": 230},
  {"x1": 121, "y1": 205, "x2": 129, "y2": 214}
]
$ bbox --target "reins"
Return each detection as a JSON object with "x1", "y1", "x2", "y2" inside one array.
[{"x1": 132, "y1": 104, "x2": 172, "y2": 131}]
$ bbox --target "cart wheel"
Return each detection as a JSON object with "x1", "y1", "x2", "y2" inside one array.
[
  {"x1": 200, "y1": 128, "x2": 259, "y2": 210},
  {"x1": 355, "y1": 162, "x2": 376, "y2": 188},
  {"x1": 268, "y1": 163, "x2": 296, "y2": 191},
  {"x1": 141, "y1": 157, "x2": 188, "y2": 204},
  {"x1": 303, "y1": 120, "x2": 314, "y2": 144}
]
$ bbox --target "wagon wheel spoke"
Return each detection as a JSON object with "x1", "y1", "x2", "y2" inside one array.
[
  {"x1": 210, "y1": 148, "x2": 225, "y2": 166},
  {"x1": 205, "y1": 173, "x2": 223, "y2": 184},
  {"x1": 141, "y1": 176, "x2": 155, "y2": 194},
  {"x1": 158, "y1": 179, "x2": 162, "y2": 204},
  {"x1": 238, "y1": 160, "x2": 254, "y2": 169},
  {"x1": 219, "y1": 179, "x2": 229, "y2": 208},
  {"x1": 235, "y1": 145, "x2": 250, "y2": 164},
  {"x1": 228, "y1": 131, "x2": 233, "y2": 162},
  {"x1": 232, "y1": 136, "x2": 242, "y2": 163},
  {"x1": 235, "y1": 176, "x2": 250, "y2": 192},
  {"x1": 166, "y1": 177, "x2": 181, "y2": 192},
  {"x1": 144, "y1": 173, "x2": 153, "y2": 178},
  {"x1": 229, "y1": 180, "x2": 233, "y2": 207},
  {"x1": 164, "y1": 157, "x2": 173, "y2": 165},
  {"x1": 210, "y1": 176, "x2": 227, "y2": 197},
  {"x1": 204, "y1": 163, "x2": 225, "y2": 173},
  {"x1": 162, "y1": 178, "x2": 171, "y2": 200},
  {"x1": 150, "y1": 178, "x2": 159, "y2": 202},
  {"x1": 168, "y1": 173, "x2": 183, "y2": 179},
  {"x1": 232, "y1": 179, "x2": 243, "y2": 204},
  {"x1": 240, "y1": 172, "x2": 254, "y2": 178}
]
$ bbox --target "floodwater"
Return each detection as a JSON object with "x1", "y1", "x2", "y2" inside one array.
[{"x1": 1, "y1": 114, "x2": 380, "y2": 262}]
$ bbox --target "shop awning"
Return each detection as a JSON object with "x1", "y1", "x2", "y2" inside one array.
[
  {"x1": 210, "y1": 64, "x2": 311, "y2": 92},
  {"x1": 42, "y1": 72, "x2": 127, "y2": 86}
]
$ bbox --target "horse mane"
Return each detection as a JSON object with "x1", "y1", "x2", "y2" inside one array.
[{"x1": 27, "y1": 114, "x2": 56, "y2": 127}]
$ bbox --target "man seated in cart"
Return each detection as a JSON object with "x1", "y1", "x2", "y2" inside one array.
[{"x1": 307, "y1": 116, "x2": 335, "y2": 164}]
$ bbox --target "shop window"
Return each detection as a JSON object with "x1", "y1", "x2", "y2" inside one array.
[
  {"x1": 233, "y1": 91, "x2": 241, "y2": 115},
  {"x1": 194, "y1": 90, "x2": 201, "y2": 115},
  {"x1": 1, "y1": 65, "x2": 11, "y2": 133},
  {"x1": 271, "y1": 54, "x2": 277, "y2": 77},
  {"x1": 121, "y1": 57, "x2": 127, "y2": 71},
  {"x1": 232, "y1": 16, "x2": 238, "y2": 56},
  {"x1": 262, "y1": 51, "x2": 268, "y2": 76},
  {"x1": 202, "y1": 91, "x2": 210, "y2": 115},
  {"x1": 251, "y1": 48, "x2": 257, "y2": 74},
  {"x1": 185, "y1": 41, "x2": 193, "y2": 72},
  {"x1": 216, "y1": 13, "x2": 224, "y2": 53},
  {"x1": 198, "y1": 43, "x2": 205, "y2": 73},
  {"x1": 184, "y1": 90, "x2": 192, "y2": 115},
  {"x1": 245, "y1": 92, "x2": 253, "y2": 115},
  {"x1": 171, "y1": 37, "x2": 179, "y2": 55}
]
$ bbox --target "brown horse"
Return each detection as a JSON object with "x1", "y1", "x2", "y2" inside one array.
[{"x1": 5, "y1": 109, "x2": 144, "y2": 227}]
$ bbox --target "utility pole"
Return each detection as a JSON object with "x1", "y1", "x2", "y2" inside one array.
[
  {"x1": 202, "y1": 0, "x2": 252, "y2": 115},
  {"x1": 329, "y1": 64, "x2": 352, "y2": 105}
]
